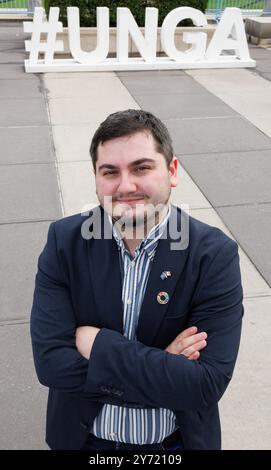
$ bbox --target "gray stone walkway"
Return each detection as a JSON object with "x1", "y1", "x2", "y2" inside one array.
[{"x1": 0, "y1": 21, "x2": 61, "y2": 449}]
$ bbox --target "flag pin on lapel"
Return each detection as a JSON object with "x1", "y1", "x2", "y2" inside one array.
[
  {"x1": 157, "y1": 291, "x2": 169, "y2": 305},
  {"x1": 160, "y1": 271, "x2": 172, "y2": 280}
]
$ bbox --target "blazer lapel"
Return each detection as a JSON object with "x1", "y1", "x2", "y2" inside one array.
[
  {"x1": 86, "y1": 207, "x2": 123, "y2": 333},
  {"x1": 136, "y1": 206, "x2": 190, "y2": 346}
]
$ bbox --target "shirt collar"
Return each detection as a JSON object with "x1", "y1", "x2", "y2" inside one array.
[{"x1": 110, "y1": 205, "x2": 171, "y2": 259}]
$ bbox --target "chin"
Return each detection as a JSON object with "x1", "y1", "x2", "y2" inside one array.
[{"x1": 114, "y1": 209, "x2": 146, "y2": 226}]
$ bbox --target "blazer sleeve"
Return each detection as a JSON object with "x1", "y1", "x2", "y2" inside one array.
[
  {"x1": 85, "y1": 238, "x2": 243, "y2": 411},
  {"x1": 30, "y1": 222, "x2": 90, "y2": 392}
]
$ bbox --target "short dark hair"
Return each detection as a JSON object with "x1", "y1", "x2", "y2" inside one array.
[{"x1": 90, "y1": 109, "x2": 174, "y2": 170}]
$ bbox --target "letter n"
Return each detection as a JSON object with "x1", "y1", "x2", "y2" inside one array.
[{"x1": 117, "y1": 7, "x2": 158, "y2": 62}]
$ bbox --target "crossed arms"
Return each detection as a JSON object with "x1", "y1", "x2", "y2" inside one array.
[{"x1": 76, "y1": 325, "x2": 208, "y2": 362}]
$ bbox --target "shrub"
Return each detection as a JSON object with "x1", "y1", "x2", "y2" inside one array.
[{"x1": 44, "y1": 0, "x2": 208, "y2": 28}]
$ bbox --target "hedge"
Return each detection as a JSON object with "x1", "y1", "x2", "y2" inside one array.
[{"x1": 44, "y1": 1, "x2": 208, "y2": 28}]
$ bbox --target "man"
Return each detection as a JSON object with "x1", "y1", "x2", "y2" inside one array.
[{"x1": 31, "y1": 109, "x2": 243, "y2": 451}]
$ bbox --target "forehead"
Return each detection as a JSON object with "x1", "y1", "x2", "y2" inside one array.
[{"x1": 97, "y1": 131, "x2": 160, "y2": 163}]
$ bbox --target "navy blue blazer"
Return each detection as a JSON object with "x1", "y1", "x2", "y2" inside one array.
[{"x1": 30, "y1": 205, "x2": 243, "y2": 450}]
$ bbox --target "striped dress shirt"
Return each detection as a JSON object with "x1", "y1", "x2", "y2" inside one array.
[{"x1": 91, "y1": 206, "x2": 177, "y2": 444}]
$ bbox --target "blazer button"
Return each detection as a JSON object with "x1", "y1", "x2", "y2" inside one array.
[
  {"x1": 80, "y1": 421, "x2": 88, "y2": 430},
  {"x1": 100, "y1": 385, "x2": 110, "y2": 393}
]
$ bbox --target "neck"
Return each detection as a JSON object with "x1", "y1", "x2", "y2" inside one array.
[{"x1": 123, "y1": 238, "x2": 140, "y2": 258}]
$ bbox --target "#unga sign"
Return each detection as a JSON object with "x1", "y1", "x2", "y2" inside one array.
[{"x1": 23, "y1": 6, "x2": 255, "y2": 73}]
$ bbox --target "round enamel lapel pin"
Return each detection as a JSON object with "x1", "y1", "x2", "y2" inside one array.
[{"x1": 157, "y1": 291, "x2": 169, "y2": 305}]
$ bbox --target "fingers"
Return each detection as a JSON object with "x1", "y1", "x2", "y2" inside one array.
[
  {"x1": 176, "y1": 326, "x2": 198, "y2": 341},
  {"x1": 188, "y1": 350, "x2": 200, "y2": 361},
  {"x1": 165, "y1": 327, "x2": 208, "y2": 357},
  {"x1": 179, "y1": 331, "x2": 207, "y2": 351},
  {"x1": 181, "y1": 339, "x2": 207, "y2": 358}
]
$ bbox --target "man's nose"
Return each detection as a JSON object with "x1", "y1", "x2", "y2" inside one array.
[{"x1": 117, "y1": 174, "x2": 137, "y2": 193}]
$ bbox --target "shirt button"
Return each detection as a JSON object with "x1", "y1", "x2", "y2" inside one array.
[
  {"x1": 109, "y1": 432, "x2": 117, "y2": 438},
  {"x1": 127, "y1": 299, "x2": 132, "y2": 305},
  {"x1": 131, "y1": 261, "x2": 135, "y2": 267}
]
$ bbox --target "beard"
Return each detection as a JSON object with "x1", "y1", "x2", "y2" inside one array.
[{"x1": 98, "y1": 189, "x2": 171, "y2": 239}]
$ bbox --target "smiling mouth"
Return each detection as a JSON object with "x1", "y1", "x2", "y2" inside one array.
[
  {"x1": 115, "y1": 197, "x2": 146, "y2": 204},
  {"x1": 117, "y1": 199, "x2": 144, "y2": 203}
]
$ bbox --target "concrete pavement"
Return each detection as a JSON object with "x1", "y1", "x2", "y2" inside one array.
[
  {"x1": 0, "y1": 21, "x2": 61, "y2": 450},
  {"x1": 0, "y1": 20, "x2": 270, "y2": 449}
]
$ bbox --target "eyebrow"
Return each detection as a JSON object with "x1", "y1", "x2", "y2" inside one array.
[{"x1": 98, "y1": 158, "x2": 156, "y2": 172}]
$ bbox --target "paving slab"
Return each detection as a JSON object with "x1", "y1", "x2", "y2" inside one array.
[
  {"x1": 164, "y1": 116, "x2": 271, "y2": 155},
  {"x1": 0, "y1": 63, "x2": 32, "y2": 79},
  {"x1": 52, "y1": 124, "x2": 96, "y2": 162},
  {"x1": 260, "y1": 72, "x2": 271, "y2": 81},
  {"x1": 186, "y1": 68, "x2": 271, "y2": 136},
  {"x1": 171, "y1": 166, "x2": 211, "y2": 209},
  {"x1": 250, "y1": 114, "x2": 271, "y2": 137},
  {"x1": 0, "y1": 221, "x2": 51, "y2": 322},
  {"x1": 187, "y1": 68, "x2": 268, "y2": 92},
  {"x1": 254, "y1": 59, "x2": 271, "y2": 73},
  {"x1": 0, "y1": 98, "x2": 48, "y2": 126},
  {"x1": 118, "y1": 73, "x2": 207, "y2": 95},
  {"x1": 48, "y1": 94, "x2": 140, "y2": 125},
  {"x1": 220, "y1": 296, "x2": 271, "y2": 450},
  {"x1": 217, "y1": 203, "x2": 271, "y2": 286},
  {"x1": 58, "y1": 161, "x2": 98, "y2": 216},
  {"x1": 0, "y1": 126, "x2": 54, "y2": 165},
  {"x1": 131, "y1": 92, "x2": 236, "y2": 120},
  {"x1": 0, "y1": 78, "x2": 42, "y2": 99},
  {"x1": 0, "y1": 323, "x2": 48, "y2": 449},
  {"x1": 0, "y1": 51, "x2": 26, "y2": 63},
  {"x1": 0, "y1": 163, "x2": 62, "y2": 223},
  {"x1": 180, "y1": 149, "x2": 271, "y2": 206},
  {"x1": 0, "y1": 22, "x2": 29, "y2": 41},
  {"x1": 44, "y1": 74, "x2": 130, "y2": 99},
  {"x1": 212, "y1": 89, "x2": 271, "y2": 118},
  {"x1": 249, "y1": 46, "x2": 271, "y2": 59},
  {"x1": 190, "y1": 208, "x2": 271, "y2": 298},
  {"x1": 0, "y1": 41, "x2": 25, "y2": 52}
]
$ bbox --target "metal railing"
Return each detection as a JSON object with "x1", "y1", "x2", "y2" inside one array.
[{"x1": 206, "y1": 0, "x2": 269, "y2": 21}]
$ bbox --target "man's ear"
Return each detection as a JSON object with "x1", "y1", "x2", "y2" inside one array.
[{"x1": 169, "y1": 156, "x2": 178, "y2": 188}]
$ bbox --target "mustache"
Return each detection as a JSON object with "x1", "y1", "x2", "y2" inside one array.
[{"x1": 112, "y1": 194, "x2": 147, "y2": 202}]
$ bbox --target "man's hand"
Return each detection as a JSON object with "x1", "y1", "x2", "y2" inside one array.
[
  {"x1": 165, "y1": 326, "x2": 207, "y2": 360},
  {"x1": 75, "y1": 326, "x2": 100, "y2": 360}
]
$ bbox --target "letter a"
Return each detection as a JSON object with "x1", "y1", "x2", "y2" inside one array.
[{"x1": 206, "y1": 8, "x2": 250, "y2": 60}]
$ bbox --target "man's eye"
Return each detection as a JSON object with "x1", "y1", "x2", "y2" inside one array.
[
  {"x1": 103, "y1": 171, "x2": 117, "y2": 176},
  {"x1": 135, "y1": 166, "x2": 151, "y2": 172}
]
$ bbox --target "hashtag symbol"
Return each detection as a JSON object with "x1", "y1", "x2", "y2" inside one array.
[{"x1": 24, "y1": 7, "x2": 64, "y2": 65}]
